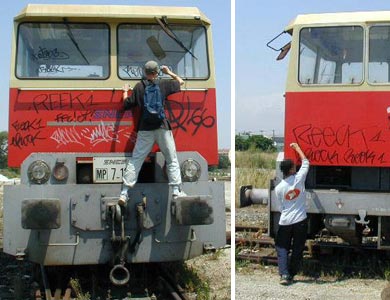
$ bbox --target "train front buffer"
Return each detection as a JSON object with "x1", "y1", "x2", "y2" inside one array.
[{"x1": 3, "y1": 152, "x2": 226, "y2": 268}]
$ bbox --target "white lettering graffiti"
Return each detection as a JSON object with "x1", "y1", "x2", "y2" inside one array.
[{"x1": 50, "y1": 122, "x2": 129, "y2": 148}]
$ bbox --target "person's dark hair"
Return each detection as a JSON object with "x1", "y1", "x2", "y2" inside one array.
[{"x1": 280, "y1": 159, "x2": 294, "y2": 177}]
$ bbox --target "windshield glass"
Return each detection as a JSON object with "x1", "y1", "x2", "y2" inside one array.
[
  {"x1": 16, "y1": 23, "x2": 109, "y2": 79},
  {"x1": 369, "y1": 26, "x2": 390, "y2": 84},
  {"x1": 299, "y1": 26, "x2": 364, "y2": 85},
  {"x1": 118, "y1": 24, "x2": 209, "y2": 79}
]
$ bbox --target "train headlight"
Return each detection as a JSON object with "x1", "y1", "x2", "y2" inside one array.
[
  {"x1": 181, "y1": 159, "x2": 201, "y2": 182},
  {"x1": 28, "y1": 160, "x2": 50, "y2": 184},
  {"x1": 53, "y1": 162, "x2": 69, "y2": 181}
]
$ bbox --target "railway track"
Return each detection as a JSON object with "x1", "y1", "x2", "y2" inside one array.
[
  {"x1": 235, "y1": 225, "x2": 278, "y2": 265},
  {"x1": 0, "y1": 251, "x2": 193, "y2": 300},
  {"x1": 235, "y1": 224, "x2": 390, "y2": 278},
  {"x1": 234, "y1": 225, "x2": 364, "y2": 265}
]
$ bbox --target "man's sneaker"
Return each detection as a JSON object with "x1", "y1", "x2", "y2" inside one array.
[
  {"x1": 118, "y1": 193, "x2": 128, "y2": 206},
  {"x1": 172, "y1": 190, "x2": 187, "y2": 199},
  {"x1": 279, "y1": 274, "x2": 292, "y2": 286}
]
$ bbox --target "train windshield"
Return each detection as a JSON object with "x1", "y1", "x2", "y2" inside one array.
[
  {"x1": 118, "y1": 24, "x2": 209, "y2": 79},
  {"x1": 298, "y1": 26, "x2": 364, "y2": 85},
  {"x1": 369, "y1": 26, "x2": 390, "y2": 83},
  {"x1": 16, "y1": 23, "x2": 110, "y2": 79}
]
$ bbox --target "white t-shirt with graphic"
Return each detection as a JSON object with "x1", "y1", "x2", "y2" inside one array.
[{"x1": 275, "y1": 158, "x2": 310, "y2": 226}]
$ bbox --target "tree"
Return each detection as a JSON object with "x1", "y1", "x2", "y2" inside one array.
[
  {"x1": 218, "y1": 155, "x2": 230, "y2": 169},
  {"x1": 235, "y1": 134, "x2": 276, "y2": 152},
  {"x1": 0, "y1": 131, "x2": 8, "y2": 169},
  {"x1": 235, "y1": 135, "x2": 249, "y2": 151},
  {"x1": 249, "y1": 135, "x2": 276, "y2": 151}
]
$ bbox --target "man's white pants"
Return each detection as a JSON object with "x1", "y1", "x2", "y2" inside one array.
[{"x1": 122, "y1": 128, "x2": 181, "y2": 189}]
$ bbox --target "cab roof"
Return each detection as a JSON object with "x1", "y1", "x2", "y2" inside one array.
[
  {"x1": 285, "y1": 11, "x2": 390, "y2": 32},
  {"x1": 15, "y1": 4, "x2": 210, "y2": 24}
]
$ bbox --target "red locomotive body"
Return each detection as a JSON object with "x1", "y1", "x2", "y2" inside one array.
[
  {"x1": 8, "y1": 88, "x2": 218, "y2": 167},
  {"x1": 269, "y1": 11, "x2": 390, "y2": 249}
]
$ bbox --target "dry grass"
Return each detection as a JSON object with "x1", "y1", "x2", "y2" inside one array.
[
  {"x1": 235, "y1": 151, "x2": 277, "y2": 207},
  {"x1": 235, "y1": 151, "x2": 276, "y2": 169}
]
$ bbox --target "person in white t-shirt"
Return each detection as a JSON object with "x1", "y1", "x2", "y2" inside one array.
[{"x1": 274, "y1": 142, "x2": 310, "y2": 285}]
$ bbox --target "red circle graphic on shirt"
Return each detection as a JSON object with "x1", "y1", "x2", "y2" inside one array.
[{"x1": 285, "y1": 189, "x2": 301, "y2": 201}]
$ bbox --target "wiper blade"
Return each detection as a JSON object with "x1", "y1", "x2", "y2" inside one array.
[
  {"x1": 155, "y1": 17, "x2": 197, "y2": 60},
  {"x1": 63, "y1": 18, "x2": 90, "y2": 65}
]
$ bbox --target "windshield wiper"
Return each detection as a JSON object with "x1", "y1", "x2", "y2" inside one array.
[
  {"x1": 63, "y1": 18, "x2": 90, "y2": 65},
  {"x1": 155, "y1": 16, "x2": 197, "y2": 60}
]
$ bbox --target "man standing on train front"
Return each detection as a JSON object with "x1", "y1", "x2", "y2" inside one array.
[
  {"x1": 275, "y1": 142, "x2": 310, "y2": 285},
  {"x1": 118, "y1": 60, "x2": 186, "y2": 206}
]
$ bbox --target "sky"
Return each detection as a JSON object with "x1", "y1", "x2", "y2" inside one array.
[
  {"x1": 236, "y1": 0, "x2": 390, "y2": 139},
  {"x1": 0, "y1": 0, "x2": 231, "y2": 148}
]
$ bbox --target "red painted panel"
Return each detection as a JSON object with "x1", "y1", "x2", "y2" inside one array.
[
  {"x1": 285, "y1": 91, "x2": 390, "y2": 167},
  {"x1": 8, "y1": 88, "x2": 218, "y2": 167}
]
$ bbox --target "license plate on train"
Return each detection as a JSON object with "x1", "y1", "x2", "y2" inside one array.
[{"x1": 93, "y1": 157, "x2": 128, "y2": 183}]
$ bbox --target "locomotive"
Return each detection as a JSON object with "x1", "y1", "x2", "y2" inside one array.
[
  {"x1": 268, "y1": 11, "x2": 390, "y2": 249},
  {"x1": 3, "y1": 4, "x2": 225, "y2": 286}
]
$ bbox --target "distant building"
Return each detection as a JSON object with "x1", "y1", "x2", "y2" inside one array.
[
  {"x1": 218, "y1": 149, "x2": 230, "y2": 155},
  {"x1": 236, "y1": 132, "x2": 251, "y2": 140},
  {"x1": 219, "y1": 148, "x2": 230, "y2": 161}
]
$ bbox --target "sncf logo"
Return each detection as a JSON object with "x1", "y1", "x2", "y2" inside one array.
[{"x1": 285, "y1": 189, "x2": 300, "y2": 201}]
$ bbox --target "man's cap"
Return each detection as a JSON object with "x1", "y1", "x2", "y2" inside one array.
[{"x1": 144, "y1": 60, "x2": 159, "y2": 74}]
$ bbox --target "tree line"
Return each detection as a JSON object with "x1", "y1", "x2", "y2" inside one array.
[{"x1": 235, "y1": 134, "x2": 276, "y2": 151}]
